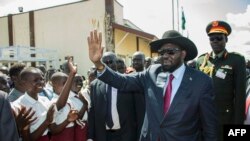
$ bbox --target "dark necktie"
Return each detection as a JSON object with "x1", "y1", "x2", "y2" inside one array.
[
  {"x1": 106, "y1": 85, "x2": 114, "y2": 128},
  {"x1": 163, "y1": 74, "x2": 174, "y2": 114}
]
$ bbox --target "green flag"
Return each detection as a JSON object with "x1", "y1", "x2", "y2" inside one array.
[{"x1": 181, "y1": 8, "x2": 186, "y2": 30}]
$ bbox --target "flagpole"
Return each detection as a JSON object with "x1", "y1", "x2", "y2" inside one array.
[
  {"x1": 181, "y1": 6, "x2": 186, "y2": 36},
  {"x1": 177, "y1": 0, "x2": 179, "y2": 32},
  {"x1": 172, "y1": 0, "x2": 175, "y2": 30},
  {"x1": 181, "y1": 6, "x2": 183, "y2": 35}
]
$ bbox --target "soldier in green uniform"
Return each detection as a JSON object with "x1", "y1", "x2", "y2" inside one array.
[{"x1": 196, "y1": 20, "x2": 246, "y2": 141}]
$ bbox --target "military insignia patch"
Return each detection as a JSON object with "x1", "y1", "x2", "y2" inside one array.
[
  {"x1": 212, "y1": 21, "x2": 219, "y2": 27},
  {"x1": 216, "y1": 69, "x2": 227, "y2": 79}
]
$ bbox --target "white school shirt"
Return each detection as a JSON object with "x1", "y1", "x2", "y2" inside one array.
[
  {"x1": 11, "y1": 93, "x2": 52, "y2": 135},
  {"x1": 81, "y1": 88, "x2": 91, "y2": 109},
  {"x1": 51, "y1": 94, "x2": 74, "y2": 128},
  {"x1": 68, "y1": 91, "x2": 88, "y2": 121},
  {"x1": 80, "y1": 88, "x2": 91, "y2": 120},
  {"x1": 105, "y1": 85, "x2": 121, "y2": 130}
]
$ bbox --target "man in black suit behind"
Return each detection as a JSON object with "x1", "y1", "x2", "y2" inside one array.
[
  {"x1": 87, "y1": 52, "x2": 137, "y2": 141},
  {"x1": 0, "y1": 91, "x2": 19, "y2": 141},
  {"x1": 87, "y1": 30, "x2": 217, "y2": 141}
]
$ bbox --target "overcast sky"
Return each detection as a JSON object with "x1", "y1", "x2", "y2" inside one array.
[{"x1": 0, "y1": 0, "x2": 250, "y2": 58}]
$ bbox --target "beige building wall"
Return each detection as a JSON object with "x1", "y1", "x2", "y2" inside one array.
[
  {"x1": 34, "y1": 0, "x2": 105, "y2": 76},
  {"x1": 0, "y1": 17, "x2": 9, "y2": 46},
  {"x1": 0, "y1": 0, "x2": 155, "y2": 75},
  {"x1": 0, "y1": 0, "x2": 105, "y2": 76},
  {"x1": 115, "y1": 29, "x2": 152, "y2": 66},
  {"x1": 12, "y1": 13, "x2": 30, "y2": 46},
  {"x1": 138, "y1": 38, "x2": 151, "y2": 57},
  {"x1": 115, "y1": 29, "x2": 136, "y2": 66},
  {"x1": 114, "y1": 0, "x2": 124, "y2": 25}
]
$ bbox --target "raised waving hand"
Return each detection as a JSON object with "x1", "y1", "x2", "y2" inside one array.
[{"x1": 87, "y1": 30, "x2": 104, "y2": 70}]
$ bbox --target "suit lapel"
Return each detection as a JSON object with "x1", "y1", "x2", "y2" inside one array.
[
  {"x1": 154, "y1": 66, "x2": 167, "y2": 119},
  {"x1": 116, "y1": 89, "x2": 122, "y2": 106},
  {"x1": 169, "y1": 68, "x2": 193, "y2": 112},
  {"x1": 98, "y1": 81, "x2": 107, "y2": 102}
]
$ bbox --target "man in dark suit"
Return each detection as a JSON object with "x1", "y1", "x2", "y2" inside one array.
[
  {"x1": 0, "y1": 90, "x2": 19, "y2": 141},
  {"x1": 87, "y1": 30, "x2": 217, "y2": 141},
  {"x1": 132, "y1": 51, "x2": 146, "y2": 140},
  {"x1": 87, "y1": 52, "x2": 137, "y2": 141},
  {"x1": 145, "y1": 57, "x2": 152, "y2": 69},
  {"x1": 196, "y1": 20, "x2": 246, "y2": 141}
]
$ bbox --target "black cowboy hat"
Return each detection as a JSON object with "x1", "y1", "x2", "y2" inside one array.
[{"x1": 150, "y1": 30, "x2": 197, "y2": 61}]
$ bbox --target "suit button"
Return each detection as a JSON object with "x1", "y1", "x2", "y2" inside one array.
[{"x1": 226, "y1": 109, "x2": 230, "y2": 112}]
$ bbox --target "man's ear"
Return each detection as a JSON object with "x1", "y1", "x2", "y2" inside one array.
[
  {"x1": 20, "y1": 79, "x2": 28, "y2": 89},
  {"x1": 225, "y1": 36, "x2": 228, "y2": 42},
  {"x1": 11, "y1": 75, "x2": 19, "y2": 82},
  {"x1": 181, "y1": 50, "x2": 187, "y2": 60},
  {"x1": 10, "y1": 75, "x2": 16, "y2": 80}
]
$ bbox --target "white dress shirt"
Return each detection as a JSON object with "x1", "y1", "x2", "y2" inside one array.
[
  {"x1": 163, "y1": 63, "x2": 186, "y2": 104},
  {"x1": 68, "y1": 91, "x2": 88, "y2": 121},
  {"x1": 105, "y1": 85, "x2": 121, "y2": 130}
]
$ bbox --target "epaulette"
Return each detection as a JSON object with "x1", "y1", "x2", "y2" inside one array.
[
  {"x1": 197, "y1": 52, "x2": 214, "y2": 77},
  {"x1": 229, "y1": 52, "x2": 244, "y2": 57},
  {"x1": 198, "y1": 53, "x2": 209, "y2": 58}
]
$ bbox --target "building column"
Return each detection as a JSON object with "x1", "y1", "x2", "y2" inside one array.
[
  {"x1": 136, "y1": 36, "x2": 139, "y2": 51},
  {"x1": 105, "y1": 0, "x2": 115, "y2": 52},
  {"x1": 29, "y1": 11, "x2": 35, "y2": 47},
  {"x1": 8, "y1": 14, "x2": 13, "y2": 46},
  {"x1": 29, "y1": 11, "x2": 36, "y2": 66}
]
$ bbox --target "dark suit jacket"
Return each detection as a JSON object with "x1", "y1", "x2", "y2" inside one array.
[
  {"x1": 88, "y1": 79, "x2": 137, "y2": 141},
  {"x1": 0, "y1": 91, "x2": 19, "y2": 141},
  {"x1": 98, "y1": 64, "x2": 217, "y2": 141},
  {"x1": 134, "y1": 91, "x2": 145, "y2": 141}
]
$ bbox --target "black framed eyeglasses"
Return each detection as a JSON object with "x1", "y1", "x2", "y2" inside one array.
[
  {"x1": 158, "y1": 48, "x2": 181, "y2": 56},
  {"x1": 209, "y1": 36, "x2": 223, "y2": 41}
]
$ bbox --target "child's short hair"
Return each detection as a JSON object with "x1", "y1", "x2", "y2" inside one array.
[
  {"x1": 9, "y1": 63, "x2": 26, "y2": 78},
  {"x1": 20, "y1": 67, "x2": 40, "y2": 81},
  {"x1": 51, "y1": 72, "x2": 68, "y2": 84}
]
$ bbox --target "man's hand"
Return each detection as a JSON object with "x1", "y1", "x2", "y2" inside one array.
[{"x1": 87, "y1": 30, "x2": 104, "y2": 69}]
